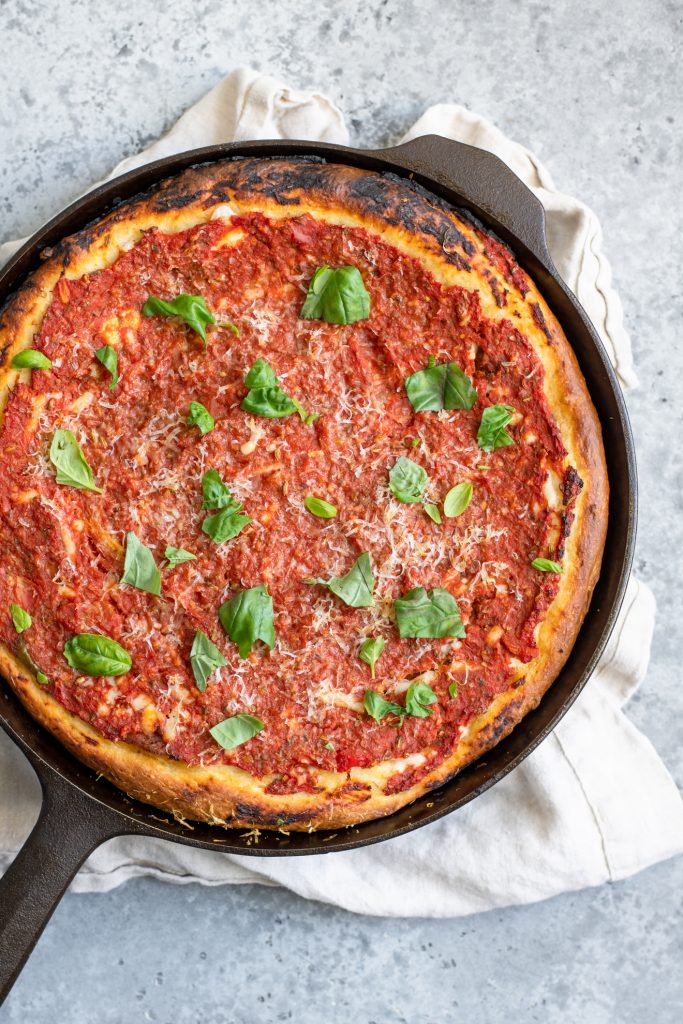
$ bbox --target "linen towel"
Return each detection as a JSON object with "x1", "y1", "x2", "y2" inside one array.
[{"x1": 1, "y1": 67, "x2": 680, "y2": 917}]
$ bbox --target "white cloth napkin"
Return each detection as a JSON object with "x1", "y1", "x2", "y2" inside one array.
[{"x1": 2, "y1": 67, "x2": 681, "y2": 916}]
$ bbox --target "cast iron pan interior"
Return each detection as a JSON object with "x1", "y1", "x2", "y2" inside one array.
[{"x1": 0, "y1": 136, "x2": 637, "y2": 999}]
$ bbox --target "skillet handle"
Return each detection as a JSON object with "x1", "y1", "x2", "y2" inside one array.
[
  {"x1": 0, "y1": 767, "x2": 124, "y2": 1006},
  {"x1": 379, "y1": 134, "x2": 554, "y2": 271}
]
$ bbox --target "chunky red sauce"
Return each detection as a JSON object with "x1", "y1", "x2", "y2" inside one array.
[{"x1": 0, "y1": 213, "x2": 571, "y2": 790}]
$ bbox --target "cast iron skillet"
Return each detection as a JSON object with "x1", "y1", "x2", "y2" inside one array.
[{"x1": 0, "y1": 136, "x2": 636, "y2": 1002}]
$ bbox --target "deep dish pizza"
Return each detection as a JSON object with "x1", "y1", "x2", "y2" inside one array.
[{"x1": 0, "y1": 158, "x2": 608, "y2": 830}]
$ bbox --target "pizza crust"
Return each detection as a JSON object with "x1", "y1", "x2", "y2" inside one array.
[{"x1": 0, "y1": 159, "x2": 608, "y2": 830}]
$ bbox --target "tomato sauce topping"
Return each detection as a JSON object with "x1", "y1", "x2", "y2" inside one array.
[{"x1": 0, "y1": 213, "x2": 570, "y2": 787}]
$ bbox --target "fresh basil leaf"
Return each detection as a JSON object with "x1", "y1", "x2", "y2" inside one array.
[
  {"x1": 218, "y1": 584, "x2": 275, "y2": 659},
  {"x1": 49, "y1": 429, "x2": 102, "y2": 493},
  {"x1": 210, "y1": 712, "x2": 265, "y2": 750},
  {"x1": 187, "y1": 401, "x2": 215, "y2": 437},
  {"x1": 322, "y1": 740, "x2": 336, "y2": 751},
  {"x1": 424, "y1": 503, "x2": 442, "y2": 524},
  {"x1": 10, "y1": 603, "x2": 32, "y2": 634},
  {"x1": 64, "y1": 633, "x2": 132, "y2": 677},
  {"x1": 121, "y1": 532, "x2": 161, "y2": 596},
  {"x1": 405, "y1": 360, "x2": 477, "y2": 412},
  {"x1": 300, "y1": 265, "x2": 370, "y2": 325},
  {"x1": 306, "y1": 552, "x2": 375, "y2": 608},
  {"x1": 389, "y1": 456, "x2": 428, "y2": 504},
  {"x1": 142, "y1": 293, "x2": 216, "y2": 343},
  {"x1": 394, "y1": 587, "x2": 466, "y2": 639},
  {"x1": 165, "y1": 545, "x2": 196, "y2": 568},
  {"x1": 190, "y1": 628, "x2": 227, "y2": 693},
  {"x1": 94, "y1": 345, "x2": 118, "y2": 389},
  {"x1": 359, "y1": 636, "x2": 385, "y2": 679},
  {"x1": 201, "y1": 468, "x2": 237, "y2": 510},
  {"x1": 364, "y1": 689, "x2": 404, "y2": 724},
  {"x1": 404, "y1": 681, "x2": 437, "y2": 718},
  {"x1": 448, "y1": 680, "x2": 458, "y2": 699},
  {"x1": 202, "y1": 507, "x2": 252, "y2": 544},
  {"x1": 443, "y1": 481, "x2": 473, "y2": 518},
  {"x1": 304, "y1": 495, "x2": 337, "y2": 519},
  {"x1": 477, "y1": 404, "x2": 516, "y2": 452},
  {"x1": 531, "y1": 557, "x2": 563, "y2": 573},
  {"x1": 36, "y1": 671, "x2": 49, "y2": 686},
  {"x1": 11, "y1": 349, "x2": 52, "y2": 370},
  {"x1": 241, "y1": 358, "x2": 316, "y2": 422}
]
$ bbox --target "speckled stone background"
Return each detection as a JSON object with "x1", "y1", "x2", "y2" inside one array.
[{"x1": 1, "y1": 1, "x2": 682, "y2": 1021}]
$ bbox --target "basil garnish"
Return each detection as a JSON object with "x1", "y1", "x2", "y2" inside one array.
[
  {"x1": 389, "y1": 456, "x2": 428, "y2": 504},
  {"x1": 300, "y1": 265, "x2": 370, "y2": 325},
  {"x1": 359, "y1": 636, "x2": 385, "y2": 679},
  {"x1": 142, "y1": 294, "x2": 216, "y2": 343},
  {"x1": 10, "y1": 603, "x2": 32, "y2": 634},
  {"x1": 443, "y1": 482, "x2": 473, "y2": 518},
  {"x1": 49, "y1": 429, "x2": 102, "y2": 493},
  {"x1": 424, "y1": 503, "x2": 442, "y2": 524},
  {"x1": 36, "y1": 671, "x2": 49, "y2": 686},
  {"x1": 404, "y1": 681, "x2": 437, "y2": 718},
  {"x1": 448, "y1": 680, "x2": 458, "y2": 699},
  {"x1": 210, "y1": 712, "x2": 265, "y2": 750},
  {"x1": 187, "y1": 401, "x2": 215, "y2": 437},
  {"x1": 323, "y1": 740, "x2": 336, "y2": 751},
  {"x1": 190, "y1": 628, "x2": 227, "y2": 692},
  {"x1": 11, "y1": 349, "x2": 52, "y2": 370},
  {"x1": 64, "y1": 633, "x2": 132, "y2": 677},
  {"x1": 304, "y1": 495, "x2": 337, "y2": 519},
  {"x1": 201, "y1": 470, "x2": 252, "y2": 544},
  {"x1": 364, "y1": 689, "x2": 404, "y2": 724},
  {"x1": 305, "y1": 552, "x2": 375, "y2": 608},
  {"x1": 218, "y1": 584, "x2": 275, "y2": 659},
  {"x1": 531, "y1": 558, "x2": 563, "y2": 573},
  {"x1": 165, "y1": 545, "x2": 196, "y2": 568},
  {"x1": 405, "y1": 359, "x2": 477, "y2": 412},
  {"x1": 94, "y1": 345, "x2": 118, "y2": 389},
  {"x1": 121, "y1": 532, "x2": 161, "y2": 596},
  {"x1": 394, "y1": 587, "x2": 466, "y2": 639},
  {"x1": 477, "y1": 404, "x2": 516, "y2": 452},
  {"x1": 241, "y1": 358, "x2": 316, "y2": 423}
]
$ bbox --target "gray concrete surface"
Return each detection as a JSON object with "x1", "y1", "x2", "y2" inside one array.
[{"x1": 1, "y1": 0, "x2": 682, "y2": 1020}]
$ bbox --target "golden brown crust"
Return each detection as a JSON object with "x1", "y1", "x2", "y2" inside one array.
[{"x1": 0, "y1": 158, "x2": 608, "y2": 830}]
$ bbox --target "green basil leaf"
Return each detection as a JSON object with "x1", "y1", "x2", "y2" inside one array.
[
  {"x1": 443, "y1": 481, "x2": 473, "y2": 518},
  {"x1": 10, "y1": 603, "x2": 32, "y2": 634},
  {"x1": 11, "y1": 349, "x2": 52, "y2": 370},
  {"x1": 36, "y1": 671, "x2": 49, "y2": 686},
  {"x1": 477, "y1": 404, "x2": 516, "y2": 452},
  {"x1": 394, "y1": 587, "x2": 466, "y2": 639},
  {"x1": 359, "y1": 636, "x2": 385, "y2": 679},
  {"x1": 364, "y1": 689, "x2": 404, "y2": 724},
  {"x1": 49, "y1": 429, "x2": 102, "y2": 493},
  {"x1": 389, "y1": 456, "x2": 428, "y2": 504},
  {"x1": 64, "y1": 633, "x2": 132, "y2": 677},
  {"x1": 241, "y1": 358, "x2": 316, "y2": 421},
  {"x1": 202, "y1": 507, "x2": 253, "y2": 544},
  {"x1": 219, "y1": 584, "x2": 275, "y2": 659},
  {"x1": 210, "y1": 712, "x2": 265, "y2": 750},
  {"x1": 190, "y1": 628, "x2": 227, "y2": 693},
  {"x1": 187, "y1": 401, "x2": 215, "y2": 437},
  {"x1": 405, "y1": 360, "x2": 477, "y2": 412},
  {"x1": 165, "y1": 545, "x2": 196, "y2": 568},
  {"x1": 322, "y1": 740, "x2": 336, "y2": 751},
  {"x1": 404, "y1": 681, "x2": 437, "y2": 718},
  {"x1": 201, "y1": 468, "x2": 237, "y2": 510},
  {"x1": 300, "y1": 265, "x2": 370, "y2": 325},
  {"x1": 94, "y1": 345, "x2": 118, "y2": 389},
  {"x1": 142, "y1": 293, "x2": 216, "y2": 343},
  {"x1": 448, "y1": 680, "x2": 458, "y2": 699},
  {"x1": 304, "y1": 495, "x2": 337, "y2": 519},
  {"x1": 424, "y1": 503, "x2": 442, "y2": 524},
  {"x1": 121, "y1": 532, "x2": 161, "y2": 596},
  {"x1": 306, "y1": 552, "x2": 375, "y2": 608},
  {"x1": 531, "y1": 557, "x2": 563, "y2": 573}
]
